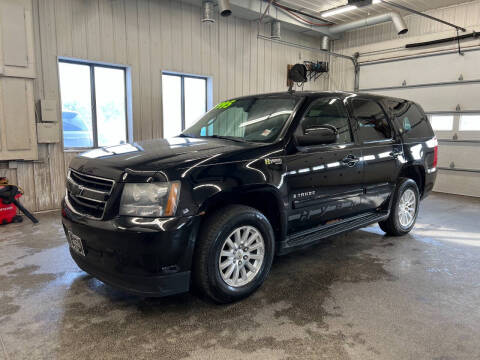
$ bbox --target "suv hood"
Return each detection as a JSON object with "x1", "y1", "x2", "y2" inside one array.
[{"x1": 69, "y1": 137, "x2": 262, "y2": 181}]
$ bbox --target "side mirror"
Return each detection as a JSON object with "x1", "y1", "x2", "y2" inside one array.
[{"x1": 296, "y1": 126, "x2": 338, "y2": 147}]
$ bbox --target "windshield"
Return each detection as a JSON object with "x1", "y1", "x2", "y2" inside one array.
[{"x1": 182, "y1": 96, "x2": 300, "y2": 143}]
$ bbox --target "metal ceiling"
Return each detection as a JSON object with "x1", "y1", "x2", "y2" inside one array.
[{"x1": 275, "y1": 0, "x2": 474, "y2": 24}]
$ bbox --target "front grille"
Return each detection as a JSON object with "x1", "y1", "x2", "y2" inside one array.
[{"x1": 66, "y1": 169, "x2": 115, "y2": 219}]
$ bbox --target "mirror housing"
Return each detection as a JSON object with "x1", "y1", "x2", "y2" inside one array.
[{"x1": 296, "y1": 126, "x2": 338, "y2": 147}]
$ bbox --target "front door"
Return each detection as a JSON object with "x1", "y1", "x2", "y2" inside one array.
[{"x1": 285, "y1": 97, "x2": 364, "y2": 235}]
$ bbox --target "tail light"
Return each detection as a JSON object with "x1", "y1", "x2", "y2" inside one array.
[{"x1": 427, "y1": 137, "x2": 438, "y2": 168}]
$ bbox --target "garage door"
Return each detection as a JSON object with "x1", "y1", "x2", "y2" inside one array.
[{"x1": 358, "y1": 49, "x2": 480, "y2": 197}]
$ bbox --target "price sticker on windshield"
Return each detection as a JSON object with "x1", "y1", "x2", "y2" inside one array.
[{"x1": 215, "y1": 100, "x2": 236, "y2": 109}]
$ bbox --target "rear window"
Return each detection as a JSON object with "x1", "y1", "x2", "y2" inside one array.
[{"x1": 388, "y1": 100, "x2": 432, "y2": 140}]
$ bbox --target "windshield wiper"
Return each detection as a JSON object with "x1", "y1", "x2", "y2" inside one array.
[{"x1": 205, "y1": 135, "x2": 246, "y2": 143}]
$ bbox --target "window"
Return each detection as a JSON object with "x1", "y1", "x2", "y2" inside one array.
[
  {"x1": 183, "y1": 96, "x2": 299, "y2": 143},
  {"x1": 388, "y1": 100, "x2": 431, "y2": 139},
  {"x1": 59, "y1": 60, "x2": 127, "y2": 149},
  {"x1": 429, "y1": 115, "x2": 454, "y2": 131},
  {"x1": 300, "y1": 97, "x2": 352, "y2": 144},
  {"x1": 162, "y1": 73, "x2": 207, "y2": 138},
  {"x1": 351, "y1": 99, "x2": 392, "y2": 142},
  {"x1": 459, "y1": 115, "x2": 480, "y2": 131}
]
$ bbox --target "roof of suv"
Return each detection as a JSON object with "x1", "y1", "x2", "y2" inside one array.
[{"x1": 233, "y1": 91, "x2": 405, "y2": 102}]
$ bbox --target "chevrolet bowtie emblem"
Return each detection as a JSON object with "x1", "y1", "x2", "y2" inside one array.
[{"x1": 72, "y1": 184, "x2": 85, "y2": 196}]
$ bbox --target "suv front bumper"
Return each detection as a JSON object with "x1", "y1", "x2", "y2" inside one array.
[{"x1": 61, "y1": 200, "x2": 200, "y2": 297}]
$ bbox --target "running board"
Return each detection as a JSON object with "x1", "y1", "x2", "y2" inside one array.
[{"x1": 278, "y1": 211, "x2": 389, "y2": 255}]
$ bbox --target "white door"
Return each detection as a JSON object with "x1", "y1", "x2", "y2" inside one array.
[{"x1": 358, "y1": 49, "x2": 480, "y2": 197}]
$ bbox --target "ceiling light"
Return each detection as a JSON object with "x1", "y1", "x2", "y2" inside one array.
[
  {"x1": 348, "y1": 0, "x2": 378, "y2": 6},
  {"x1": 321, "y1": 5, "x2": 358, "y2": 18}
]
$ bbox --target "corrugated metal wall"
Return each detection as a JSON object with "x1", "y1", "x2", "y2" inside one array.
[
  {"x1": 328, "y1": 0, "x2": 480, "y2": 91},
  {"x1": 0, "y1": 0, "x2": 328, "y2": 212}
]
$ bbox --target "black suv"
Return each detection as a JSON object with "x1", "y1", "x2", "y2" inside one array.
[{"x1": 62, "y1": 92, "x2": 438, "y2": 303}]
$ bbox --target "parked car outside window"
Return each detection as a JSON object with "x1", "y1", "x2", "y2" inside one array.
[{"x1": 62, "y1": 111, "x2": 93, "y2": 148}]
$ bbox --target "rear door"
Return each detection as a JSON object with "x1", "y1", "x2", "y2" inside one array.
[
  {"x1": 285, "y1": 96, "x2": 364, "y2": 235},
  {"x1": 387, "y1": 99, "x2": 437, "y2": 168},
  {"x1": 348, "y1": 97, "x2": 403, "y2": 211}
]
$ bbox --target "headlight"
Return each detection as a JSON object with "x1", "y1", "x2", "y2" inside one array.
[{"x1": 119, "y1": 182, "x2": 181, "y2": 217}]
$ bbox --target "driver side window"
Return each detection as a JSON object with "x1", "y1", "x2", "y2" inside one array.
[{"x1": 300, "y1": 97, "x2": 353, "y2": 144}]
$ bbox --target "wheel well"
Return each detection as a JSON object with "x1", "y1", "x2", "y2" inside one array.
[
  {"x1": 399, "y1": 165, "x2": 425, "y2": 196},
  {"x1": 200, "y1": 190, "x2": 285, "y2": 243}
]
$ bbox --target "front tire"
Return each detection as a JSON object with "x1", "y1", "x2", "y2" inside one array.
[
  {"x1": 379, "y1": 178, "x2": 420, "y2": 236},
  {"x1": 193, "y1": 205, "x2": 275, "y2": 303}
]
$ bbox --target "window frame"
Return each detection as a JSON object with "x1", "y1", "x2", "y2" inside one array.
[
  {"x1": 348, "y1": 97, "x2": 394, "y2": 144},
  {"x1": 58, "y1": 58, "x2": 129, "y2": 150},
  {"x1": 162, "y1": 71, "x2": 208, "y2": 134},
  {"x1": 295, "y1": 96, "x2": 355, "y2": 149}
]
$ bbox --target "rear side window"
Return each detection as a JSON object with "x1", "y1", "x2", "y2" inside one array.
[
  {"x1": 388, "y1": 100, "x2": 432, "y2": 139},
  {"x1": 351, "y1": 99, "x2": 392, "y2": 142},
  {"x1": 301, "y1": 97, "x2": 352, "y2": 144}
]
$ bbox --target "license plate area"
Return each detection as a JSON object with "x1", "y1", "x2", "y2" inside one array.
[{"x1": 68, "y1": 230, "x2": 85, "y2": 256}]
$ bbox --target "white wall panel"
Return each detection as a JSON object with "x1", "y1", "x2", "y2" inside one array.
[
  {"x1": 0, "y1": 0, "x2": 36, "y2": 78},
  {"x1": 434, "y1": 170, "x2": 480, "y2": 198},
  {"x1": 0, "y1": 78, "x2": 37, "y2": 159},
  {"x1": 436, "y1": 143, "x2": 480, "y2": 170},
  {"x1": 360, "y1": 50, "x2": 480, "y2": 90},
  {"x1": 367, "y1": 83, "x2": 480, "y2": 112},
  {"x1": 0, "y1": 0, "x2": 37, "y2": 162},
  {"x1": 1, "y1": 1, "x2": 28, "y2": 67}
]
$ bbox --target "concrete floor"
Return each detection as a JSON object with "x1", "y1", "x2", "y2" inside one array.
[{"x1": 1, "y1": 193, "x2": 480, "y2": 360}]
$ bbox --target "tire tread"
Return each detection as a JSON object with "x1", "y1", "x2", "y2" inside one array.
[
  {"x1": 379, "y1": 177, "x2": 419, "y2": 236},
  {"x1": 193, "y1": 205, "x2": 273, "y2": 303}
]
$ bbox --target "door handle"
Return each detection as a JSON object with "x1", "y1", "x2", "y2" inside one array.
[
  {"x1": 342, "y1": 154, "x2": 359, "y2": 167},
  {"x1": 390, "y1": 150, "x2": 403, "y2": 159}
]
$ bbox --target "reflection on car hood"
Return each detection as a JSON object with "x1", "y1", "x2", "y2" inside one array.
[{"x1": 69, "y1": 137, "x2": 261, "y2": 180}]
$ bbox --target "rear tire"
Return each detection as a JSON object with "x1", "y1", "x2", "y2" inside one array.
[
  {"x1": 379, "y1": 178, "x2": 419, "y2": 236},
  {"x1": 193, "y1": 205, "x2": 275, "y2": 304}
]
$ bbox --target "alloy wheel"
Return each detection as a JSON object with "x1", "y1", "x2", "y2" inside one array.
[
  {"x1": 218, "y1": 226, "x2": 265, "y2": 287},
  {"x1": 398, "y1": 188, "x2": 417, "y2": 228}
]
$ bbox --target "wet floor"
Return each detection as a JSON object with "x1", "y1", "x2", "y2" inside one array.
[{"x1": 1, "y1": 193, "x2": 480, "y2": 359}]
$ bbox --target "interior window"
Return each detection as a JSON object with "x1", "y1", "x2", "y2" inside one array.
[
  {"x1": 459, "y1": 115, "x2": 480, "y2": 131},
  {"x1": 162, "y1": 73, "x2": 208, "y2": 138},
  {"x1": 430, "y1": 115, "x2": 454, "y2": 131},
  {"x1": 300, "y1": 97, "x2": 352, "y2": 144},
  {"x1": 59, "y1": 60, "x2": 128, "y2": 149},
  {"x1": 59, "y1": 62, "x2": 94, "y2": 148},
  {"x1": 351, "y1": 99, "x2": 392, "y2": 142}
]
